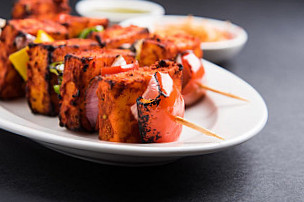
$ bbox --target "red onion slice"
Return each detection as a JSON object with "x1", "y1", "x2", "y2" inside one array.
[
  {"x1": 142, "y1": 75, "x2": 159, "y2": 100},
  {"x1": 182, "y1": 51, "x2": 202, "y2": 73},
  {"x1": 157, "y1": 72, "x2": 173, "y2": 97},
  {"x1": 85, "y1": 78, "x2": 100, "y2": 129},
  {"x1": 176, "y1": 53, "x2": 182, "y2": 64},
  {"x1": 15, "y1": 33, "x2": 36, "y2": 50},
  {"x1": 112, "y1": 55, "x2": 127, "y2": 67}
]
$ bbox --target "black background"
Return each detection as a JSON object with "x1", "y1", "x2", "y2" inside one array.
[{"x1": 0, "y1": 0, "x2": 304, "y2": 201}]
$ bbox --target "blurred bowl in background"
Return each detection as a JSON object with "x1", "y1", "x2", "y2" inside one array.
[
  {"x1": 120, "y1": 15, "x2": 248, "y2": 63},
  {"x1": 76, "y1": 0, "x2": 165, "y2": 24}
]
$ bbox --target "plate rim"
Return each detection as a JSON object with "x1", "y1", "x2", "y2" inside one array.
[{"x1": 0, "y1": 60, "x2": 268, "y2": 157}]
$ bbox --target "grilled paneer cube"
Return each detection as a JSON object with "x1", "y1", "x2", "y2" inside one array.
[
  {"x1": 91, "y1": 25, "x2": 149, "y2": 49},
  {"x1": 0, "y1": 19, "x2": 68, "y2": 99},
  {"x1": 54, "y1": 14, "x2": 109, "y2": 38},
  {"x1": 59, "y1": 49, "x2": 136, "y2": 132},
  {"x1": 12, "y1": 0, "x2": 70, "y2": 19},
  {"x1": 138, "y1": 33, "x2": 202, "y2": 66},
  {"x1": 27, "y1": 39, "x2": 100, "y2": 116},
  {"x1": 97, "y1": 60, "x2": 183, "y2": 143},
  {"x1": 7, "y1": 19, "x2": 69, "y2": 40}
]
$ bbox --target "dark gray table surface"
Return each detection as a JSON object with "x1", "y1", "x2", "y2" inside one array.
[{"x1": 0, "y1": 0, "x2": 303, "y2": 201}]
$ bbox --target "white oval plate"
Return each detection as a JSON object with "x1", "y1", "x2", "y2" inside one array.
[
  {"x1": 120, "y1": 15, "x2": 248, "y2": 63},
  {"x1": 0, "y1": 60, "x2": 267, "y2": 166}
]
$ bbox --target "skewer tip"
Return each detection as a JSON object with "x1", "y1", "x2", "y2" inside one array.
[
  {"x1": 197, "y1": 83, "x2": 249, "y2": 102},
  {"x1": 175, "y1": 116, "x2": 224, "y2": 140}
]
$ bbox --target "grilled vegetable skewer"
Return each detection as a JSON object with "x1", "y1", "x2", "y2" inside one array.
[{"x1": 95, "y1": 60, "x2": 223, "y2": 143}]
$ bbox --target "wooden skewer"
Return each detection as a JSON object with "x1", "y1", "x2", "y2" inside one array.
[
  {"x1": 175, "y1": 116, "x2": 224, "y2": 140},
  {"x1": 197, "y1": 82, "x2": 249, "y2": 102}
]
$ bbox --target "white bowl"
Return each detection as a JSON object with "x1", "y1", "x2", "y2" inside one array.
[
  {"x1": 76, "y1": 0, "x2": 165, "y2": 24},
  {"x1": 120, "y1": 15, "x2": 248, "y2": 63}
]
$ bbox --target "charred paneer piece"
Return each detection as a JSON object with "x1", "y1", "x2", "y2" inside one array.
[
  {"x1": 59, "y1": 49, "x2": 135, "y2": 132},
  {"x1": 12, "y1": 0, "x2": 70, "y2": 19},
  {"x1": 91, "y1": 25, "x2": 149, "y2": 49},
  {"x1": 0, "y1": 19, "x2": 68, "y2": 99},
  {"x1": 97, "y1": 60, "x2": 183, "y2": 143},
  {"x1": 54, "y1": 14, "x2": 109, "y2": 38},
  {"x1": 138, "y1": 33, "x2": 202, "y2": 66},
  {"x1": 27, "y1": 39, "x2": 100, "y2": 116}
]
